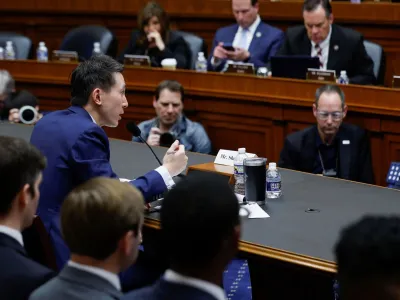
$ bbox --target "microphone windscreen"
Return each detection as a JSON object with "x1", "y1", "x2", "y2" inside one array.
[{"x1": 126, "y1": 122, "x2": 142, "y2": 137}]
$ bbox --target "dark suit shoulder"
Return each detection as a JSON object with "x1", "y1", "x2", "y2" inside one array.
[
  {"x1": 285, "y1": 126, "x2": 316, "y2": 146},
  {"x1": 286, "y1": 25, "x2": 307, "y2": 39},
  {"x1": 258, "y1": 21, "x2": 283, "y2": 35},
  {"x1": 340, "y1": 123, "x2": 367, "y2": 138},
  {"x1": 332, "y1": 24, "x2": 362, "y2": 41}
]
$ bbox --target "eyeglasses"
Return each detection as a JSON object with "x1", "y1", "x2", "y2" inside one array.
[{"x1": 316, "y1": 111, "x2": 344, "y2": 121}]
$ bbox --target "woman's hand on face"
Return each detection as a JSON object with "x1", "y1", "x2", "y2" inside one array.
[{"x1": 147, "y1": 31, "x2": 165, "y2": 51}]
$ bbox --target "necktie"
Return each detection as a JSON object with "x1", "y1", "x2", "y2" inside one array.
[
  {"x1": 315, "y1": 44, "x2": 324, "y2": 69},
  {"x1": 237, "y1": 28, "x2": 248, "y2": 50}
]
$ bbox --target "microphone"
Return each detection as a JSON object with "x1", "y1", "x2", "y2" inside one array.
[{"x1": 126, "y1": 122, "x2": 163, "y2": 166}]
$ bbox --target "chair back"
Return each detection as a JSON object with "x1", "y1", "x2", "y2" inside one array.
[
  {"x1": 60, "y1": 25, "x2": 118, "y2": 60},
  {"x1": 363, "y1": 40, "x2": 385, "y2": 85},
  {"x1": 22, "y1": 215, "x2": 58, "y2": 271},
  {"x1": 0, "y1": 32, "x2": 32, "y2": 59},
  {"x1": 174, "y1": 30, "x2": 207, "y2": 69}
]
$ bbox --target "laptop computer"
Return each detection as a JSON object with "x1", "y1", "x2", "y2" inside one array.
[{"x1": 270, "y1": 55, "x2": 320, "y2": 80}]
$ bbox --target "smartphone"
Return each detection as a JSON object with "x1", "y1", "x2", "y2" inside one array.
[{"x1": 222, "y1": 43, "x2": 235, "y2": 51}]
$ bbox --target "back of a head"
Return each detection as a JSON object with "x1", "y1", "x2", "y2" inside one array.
[
  {"x1": 161, "y1": 172, "x2": 240, "y2": 269},
  {"x1": 0, "y1": 136, "x2": 46, "y2": 216},
  {"x1": 70, "y1": 54, "x2": 123, "y2": 107},
  {"x1": 61, "y1": 177, "x2": 144, "y2": 260},
  {"x1": 335, "y1": 215, "x2": 400, "y2": 300}
]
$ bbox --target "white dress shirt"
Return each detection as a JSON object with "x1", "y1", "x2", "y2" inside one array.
[
  {"x1": 212, "y1": 15, "x2": 261, "y2": 67},
  {"x1": 310, "y1": 25, "x2": 332, "y2": 70},
  {"x1": 0, "y1": 225, "x2": 24, "y2": 246},
  {"x1": 87, "y1": 112, "x2": 175, "y2": 189},
  {"x1": 68, "y1": 260, "x2": 121, "y2": 291},
  {"x1": 164, "y1": 269, "x2": 226, "y2": 300}
]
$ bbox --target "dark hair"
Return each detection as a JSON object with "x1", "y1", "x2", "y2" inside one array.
[
  {"x1": 70, "y1": 55, "x2": 124, "y2": 106},
  {"x1": 155, "y1": 80, "x2": 185, "y2": 103},
  {"x1": 315, "y1": 84, "x2": 345, "y2": 109},
  {"x1": 251, "y1": 0, "x2": 258, "y2": 5},
  {"x1": 0, "y1": 136, "x2": 46, "y2": 215},
  {"x1": 62, "y1": 177, "x2": 144, "y2": 260},
  {"x1": 138, "y1": 1, "x2": 170, "y2": 44},
  {"x1": 335, "y1": 216, "x2": 400, "y2": 300},
  {"x1": 161, "y1": 172, "x2": 240, "y2": 268},
  {"x1": 303, "y1": 0, "x2": 332, "y2": 17}
]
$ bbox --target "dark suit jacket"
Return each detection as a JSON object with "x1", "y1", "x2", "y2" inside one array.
[
  {"x1": 278, "y1": 123, "x2": 374, "y2": 184},
  {"x1": 118, "y1": 30, "x2": 191, "y2": 69},
  {"x1": 0, "y1": 233, "x2": 55, "y2": 300},
  {"x1": 208, "y1": 21, "x2": 284, "y2": 71},
  {"x1": 30, "y1": 105, "x2": 166, "y2": 269},
  {"x1": 122, "y1": 279, "x2": 219, "y2": 300},
  {"x1": 30, "y1": 266, "x2": 123, "y2": 300},
  {"x1": 277, "y1": 24, "x2": 376, "y2": 85}
]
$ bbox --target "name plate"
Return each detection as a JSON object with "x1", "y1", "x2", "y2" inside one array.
[
  {"x1": 124, "y1": 54, "x2": 151, "y2": 67},
  {"x1": 393, "y1": 76, "x2": 400, "y2": 88},
  {"x1": 307, "y1": 68, "x2": 336, "y2": 82},
  {"x1": 214, "y1": 149, "x2": 257, "y2": 167},
  {"x1": 226, "y1": 62, "x2": 255, "y2": 75},
  {"x1": 52, "y1": 50, "x2": 78, "y2": 62}
]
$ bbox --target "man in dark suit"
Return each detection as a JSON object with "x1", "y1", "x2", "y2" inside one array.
[
  {"x1": 279, "y1": 84, "x2": 374, "y2": 184},
  {"x1": 30, "y1": 177, "x2": 144, "y2": 300},
  {"x1": 208, "y1": 0, "x2": 284, "y2": 71},
  {"x1": 30, "y1": 55, "x2": 188, "y2": 269},
  {"x1": 0, "y1": 136, "x2": 55, "y2": 300},
  {"x1": 335, "y1": 216, "x2": 400, "y2": 300},
  {"x1": 276, "y1": 0, "x2": 375, "y2": 85},
  {"x1": 122, "y1": 172, "x2": 241, "y2": 300}
]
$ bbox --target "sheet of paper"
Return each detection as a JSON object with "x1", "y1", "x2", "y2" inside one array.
[
  {"x1": 236, "y1": 193, "x2": 270, "y2": 219},
  {"x1": 119, "y1": 178, "x2": 131, "y2": 182}
]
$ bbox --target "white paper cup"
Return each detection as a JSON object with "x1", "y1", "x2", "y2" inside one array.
[{"x1": 161, "y1": 58, "x2": 177, "y2": 70}]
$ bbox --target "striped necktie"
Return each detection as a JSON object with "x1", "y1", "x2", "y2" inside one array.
[{"x1": 315, "y1": 44, "x2": 324, "y2": 69}]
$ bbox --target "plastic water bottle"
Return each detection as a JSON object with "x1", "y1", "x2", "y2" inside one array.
[
  {"x1": 234, "y1": 148, "x2": 248, "y2": 195},
  {"x1": 266, "y1": 162, "x2": 282, "y2": 199},
  {"x1": 5, "y1": 41, "x2": 15, "y2": 60},
  {"x1": 338, "y1": 70, "x2": 349, "y2": 85},
  {"x1": 36, "y1": 41, "x2": 48, "y2": 62},
  {"x1": 92, "y1": 42, "x2": 102, "y2": 57},
  {"x1": 0, "y1": 47, "x2": 4, "y2": 60},
  {"x1": 195, "y1": 52, "x2": 207, "y2": 73}
]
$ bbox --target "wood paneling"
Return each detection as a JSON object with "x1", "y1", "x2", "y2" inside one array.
[
  {"x1": 2, "y1": 60, "x2": 400, "y2": 187},
  {"x1": 2, "y1": 1, "x2": 400, "y2": 85}
]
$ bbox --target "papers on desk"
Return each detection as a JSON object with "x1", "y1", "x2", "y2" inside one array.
[
  {"x1": 236, "y1": 194, "x2": 270, "y2": 219},
  {"x1": 119, "y1": 178, "x2": 131, "y2": 182}
]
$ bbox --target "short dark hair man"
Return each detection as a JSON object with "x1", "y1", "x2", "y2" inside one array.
[
  {"x1": 277, "y1": 0, "x2": 375, "y2": 85},
  {"x1": 30, "y1": 177, "x2": 144, "y2": 300},
  {"x1": 30, "y1": 55, "x2": 188, "y2": 269},
  {"x1": 279, "y1": 84, "x2": 374, "y2": 184},
  {"x1": 133, "y1": 80, "x2": 212, "y2": 154},
  {"x1": 335, "y1": 216, "x2": 400, "y2": 300},
  {"x1": 208, "y1": 0, "x2": 284, "y2": 71},
  {"x1": 122, "y1": 172, "x2": 241, "y2": 300},
  {"x1": 0, "y1": 136, "x2": 54, "y2": 300}
]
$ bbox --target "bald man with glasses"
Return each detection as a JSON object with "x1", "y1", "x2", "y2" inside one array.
[{"x1": 279, "y1": 84, "x2": 374, "y2": 184}]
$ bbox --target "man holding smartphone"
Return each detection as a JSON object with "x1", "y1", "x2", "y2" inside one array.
[{"x1": 208, "y1": 0, "x2": 284, "y2": 72}]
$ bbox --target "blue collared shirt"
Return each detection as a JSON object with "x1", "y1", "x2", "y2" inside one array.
[{"x1": 133, "y1": 116, "x2": 212, "y2": 154}]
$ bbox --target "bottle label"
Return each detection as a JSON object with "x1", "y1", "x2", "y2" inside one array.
[
  {"x1": 234, "y1": 163, "x2": 244, "y2": 175},
  {"x1": 267, "y1": 180, "x2": 281, "y2": 192},
  {"x1": 37, "y1": 50, "x2": 48, "y2": 61}
]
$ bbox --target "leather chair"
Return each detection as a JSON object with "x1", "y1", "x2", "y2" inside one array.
[
  {"x1": 0, "y1": 32, "x2": 32, "y2": 59},
  {"x1": 174, "y1": 30, "x2": 207, "y2": 70},
  {"x1": 60, "y1": 25, "x2": 118, "y2": 61},
  {"x1": 22, "y1": 215, "x2": 58, "y2": 271},
  {"x1": 363, "y1": 40, "x2": 385, "y2": 85}
]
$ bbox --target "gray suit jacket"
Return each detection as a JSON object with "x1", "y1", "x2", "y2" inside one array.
[{"x1": 29, "y1": 266, "x2": 123, "y2": 300}]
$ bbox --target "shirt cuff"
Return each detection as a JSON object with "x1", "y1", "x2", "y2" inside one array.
[{"x1": 155, "y1": 166, "x2": 175, "y2": 189}]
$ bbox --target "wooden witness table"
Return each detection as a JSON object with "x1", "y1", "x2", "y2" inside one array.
[{"x1": 2, "y1": 60, "x2": 400, "y2": 187}]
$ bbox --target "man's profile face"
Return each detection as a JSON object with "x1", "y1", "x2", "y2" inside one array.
[
  {"x1": 303, "y1": 5, "x2": 333, "y2": 44},
  {"x1": 153, "y1": 88, "x2": 183, "y2": 127},
  {"x1": 232, "y1": 0, "x2": 259, "y2": 29},
  {"x1": 313, "y1": 91, "x2": 347, "y2": 140},
  {"x1": 99, "y1": 72, "x2": 128, "y2": 128}
]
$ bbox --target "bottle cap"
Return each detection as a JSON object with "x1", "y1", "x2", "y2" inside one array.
[
  {"x1": 94, "y1": 42, "x2": 100, "y2": 48},
  {"x1": 6, "y1": 41, "x2": 12, "y2": 46},
  {"x1": 198, "y1": 52, "x2": 204, "y2": 57},
  {"x1": 238, "y1": 148, "x2": 246, "y2": 153},
  {"x1": 340, "y1": 70, "x2": 347, "y2": 75},
  {"x1": 269, "y1": 162, "x2": 277, "y2": 170},
  {"x1": 39, "y1": 41, "x2": 45, "y2": 47}
]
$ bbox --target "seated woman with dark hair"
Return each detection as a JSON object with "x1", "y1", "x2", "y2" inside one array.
[{"x1": 118, "y1": 1, "x2": 191, "y2": 69}]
